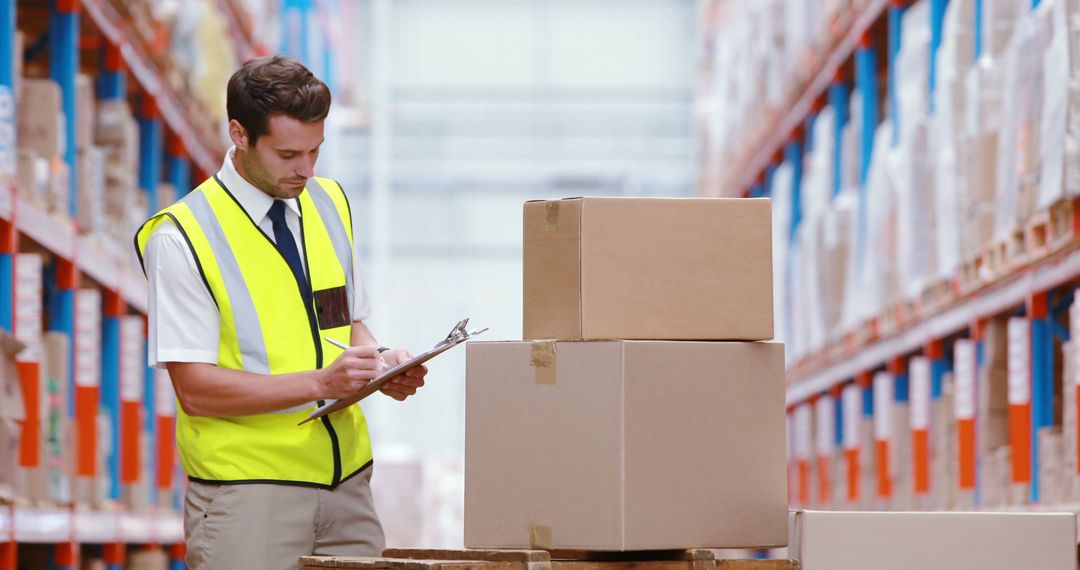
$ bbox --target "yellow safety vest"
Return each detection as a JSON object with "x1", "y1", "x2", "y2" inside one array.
[{"x1": 134, "y1": 175, "x2": 372, "y2": 487}]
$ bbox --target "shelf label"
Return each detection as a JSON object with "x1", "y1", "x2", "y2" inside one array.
[
  {"x1": 1007, "y1": 317, "x2": 1031, "y2": 406},
  {"x1": 73, "y1": 289, "x2": 102, "y2": 388},
  {"x1": 874, "y1": 372, "x2": 892, "y2": 440},
  {"x1": 119, "y1": 317, "x2": 144, "y2": 401},
  {"x1": 910, "y1": 357, "x2": 931, "y2": 430},
  {"x1": 795, "y1": 404, "x2": 813, "y2": 461},
  {"x1": 816, "y1": 395, "x2": 835, "y2": 456},
  {"x1": 954, "y1": 339, "x2": 977, "y2": 420},
  {"x1": 842, "y1": 383, "x2": 860, "y2": 450}
]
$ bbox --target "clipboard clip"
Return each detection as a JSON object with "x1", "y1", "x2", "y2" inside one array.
[{"x1": 442, "y1": 318, "x2": 489, "y2": 347}]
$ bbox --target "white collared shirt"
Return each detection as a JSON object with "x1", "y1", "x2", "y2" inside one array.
[{"x1": 145, "y1": 147, "x2": 371, "y2": 368}]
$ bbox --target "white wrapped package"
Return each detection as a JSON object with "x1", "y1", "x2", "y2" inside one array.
[
  {"x1": 981, "y1": 0, "x2": 1032, "y2": 59},
  {"x1": 800, "y1": 214, "x2": 827, "y2": 355},
  {"x1": 1039, "y1": 0, "x2": 1070, "y2": 209},
  {"x1": 896, "y1": 1, "x2": 932, "y2": 144},
  {"x1": 798, "y1": 112, "x2": 837, "y2": 352},
  {"x1": 932, "y1": 0, "x2": 975, "y2": 276},
  {"x1": 772, "y1": 161, "x2": 794, "y2": 360},
  {"x1": 803, "y1": 108, "x2": 836, "y2": 221},
  {"x1": 894, "y1": 120, "x2": 938, "y2": 301},
  {"x1": 846, "y1": 121, "x2": 897, "y2": 327},
  {"x1": 823, "y1": 193, "x2": 855, "y2": 342},
  {"x1": 790, "y1": 226, "x2": 809, "y2": 360},
  {"x1": 994, "y1": 12, "x2": 1041, "y2": 236}
]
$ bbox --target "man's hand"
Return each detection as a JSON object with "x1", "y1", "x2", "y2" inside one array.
[
  {"x1": 317, "y1": 345, "x2": 385, "y2": 400},
  {"x1": 379, "y1": 348, "x2": 428, "y2": 401}
]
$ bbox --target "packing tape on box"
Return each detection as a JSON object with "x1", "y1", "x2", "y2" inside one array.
[
  {"x1": 530, "y1": 341, "x2": 557, "y2": 385},
  {"x1": 545, "y1": 201, "x2": 559, "y2": 231},
  {"x1": 529, "y1": 524, "x2": 553, "y2": 549}
]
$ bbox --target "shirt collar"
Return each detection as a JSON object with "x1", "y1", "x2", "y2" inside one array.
[{"x1": 217, "y1": 146, "x2": 302, "y2": 222}]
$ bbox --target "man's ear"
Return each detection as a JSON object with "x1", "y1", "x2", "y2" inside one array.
[{"x1": 228, "y1": 119, "x2": 249, "y2": 150}]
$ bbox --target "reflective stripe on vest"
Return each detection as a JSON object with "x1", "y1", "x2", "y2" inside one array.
[{"x1": 134, "y1": 175, "x2": 371, "y2": 487}]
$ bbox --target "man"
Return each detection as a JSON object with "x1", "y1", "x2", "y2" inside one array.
[{"x1": 135, "y1": 56, "x2": 427, "y2": 569}]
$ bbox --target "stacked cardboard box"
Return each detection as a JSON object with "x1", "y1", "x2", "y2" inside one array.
[
  {"x1": 95, "y1": 98, "x2": 141, "y2": 248},
  {"x1": 16, "y1": 78, "x2": 62, "y2": 210},
  {"x1": 0, "y1": 331, "x2": 24, "y2": 502},
  {"x1": 1061, "y1": 336, "x2": 1080, "y2": 501},
  {"x1": 465, "y1": 197, "x2": 787, "y2": 550},
  {"x1": 931, "y1": 375, "x2": 959, "y2": 508},
  {"x1": 1036, "y1": 426, "x2": 1067, "y2": 504},
  {"x1": 41, "y1": 332, "x2": 71, "y2": 504}
]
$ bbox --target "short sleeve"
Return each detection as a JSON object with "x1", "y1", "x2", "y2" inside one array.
[{"x1": 145, "y1": 219, "x2": 222, "y2": 367}]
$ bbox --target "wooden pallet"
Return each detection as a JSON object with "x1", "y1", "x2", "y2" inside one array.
[
  {"x1": 918, "y1": 278, "x2": 958, "y2": 315},
  {"x1": 300, "y1": 548, "x2": 798, "y2": 570},
  {"x1": 957, "y1": 255, "x2": 984, "y2": 295},
  {"x1": 978, "y1": 225, "x2": 1028, "y2": 283},
  {"x1": 1025, "y1": 197, "x2": 1080, "y2": 256}
]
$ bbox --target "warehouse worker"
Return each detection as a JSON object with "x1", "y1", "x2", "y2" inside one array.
[{"x1": 134, "y1": 56, "x2": 427, "y2": 570}]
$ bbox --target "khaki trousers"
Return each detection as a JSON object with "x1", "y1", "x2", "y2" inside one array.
[{"x1": 184, "y1": 466, "x2": 385, "y2": 570}]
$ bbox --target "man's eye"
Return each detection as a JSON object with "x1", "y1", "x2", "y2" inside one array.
[{"x1": 281, "y1": 153, "x2": 296, "y2": 159}]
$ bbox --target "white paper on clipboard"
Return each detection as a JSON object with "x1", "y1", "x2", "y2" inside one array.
[{"x1": 299, "y1": 318, "x2": 487, "y2": 425}]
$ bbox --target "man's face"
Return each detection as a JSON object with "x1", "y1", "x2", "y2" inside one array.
[{"x1": 231, "y1": 114, "x2": 325, "y2": 200}]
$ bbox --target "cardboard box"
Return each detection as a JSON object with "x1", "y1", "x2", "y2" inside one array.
[
  {"x1": 523, "y1": 197, "x2": 773, "y2": 341},
  {"x1": 16, "y1": 148, "x2": 48, "y2": 205},
  {"x1": 0, "y1": 331, "x2": 25, "y2": 502},
  {"x1": 75, "y1": 74, "x2": 95, "y2": 154},
  {"x1": 77, "y1": 147, "x2": 106, "y2": 234},
  {"x1": 464, "y1": 340, "x2": 788, "y2": 550},
  {"x1": 790, "y1": 510, "x2": 1075, "y2": 570},
  {"x1": 95, "y1": 99, "x2": 134, "y2": 147},
  {"x1": 43, "y1": 332, "x2": 71, "y2": 503},
  {"x1": 48, "y1": 158, "x2": 69, "y2": 215},
  {"x1": 17, "y1": 79, "x2": 63, "y2": 161}
]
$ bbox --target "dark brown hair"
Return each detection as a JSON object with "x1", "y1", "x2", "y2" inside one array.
[{"x1": 226, "y1": 56, "x2": 331, "y2": 145}]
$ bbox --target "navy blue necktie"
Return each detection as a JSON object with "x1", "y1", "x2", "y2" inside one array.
[{"x1": 268, "y1": 200, "x2": 310, "y2": 300}]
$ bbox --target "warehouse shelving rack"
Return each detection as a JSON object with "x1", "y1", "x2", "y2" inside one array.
[
  {"x1": 0, "y1": 0, "x2": 243, "y2": 568},
  {"x1": 699, "y1": 0, "x2": 1080, "y2": 514}
]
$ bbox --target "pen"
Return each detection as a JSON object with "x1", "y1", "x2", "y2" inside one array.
[
  {"x1": 324, "y1": 337, "x2": 349, "y2": 351},
  {"x1": 324, "y1": 337, "x2": 389, "y2": 369}
]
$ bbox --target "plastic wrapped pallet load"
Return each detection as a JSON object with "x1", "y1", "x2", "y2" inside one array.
[
  {"x1": 995, "y1": 5, "x2": 1052, "y2": 236},
  {"x1": 931, "y1": 0, "x2": 976, "y2": 278},
  {"x1": 894, "y1": 2, "x2": 939, "y2": 300},
  {"x1": 821, "y1": 194, "x2": 854, "y2": 344},
  {"x1": 845, "y1": 121, "x2": 898, "y2": 329},
  {"x1": 962, "y1": 60, "x2": 1004, "y2": 260}
]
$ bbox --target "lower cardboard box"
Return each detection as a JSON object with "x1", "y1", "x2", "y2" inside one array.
[
  {"x1": 464, "y1": 340, "x2": 787, "y2": 550},
  {"x1": 790, "y1": 509, "x2": 1075, "y2": 570}
]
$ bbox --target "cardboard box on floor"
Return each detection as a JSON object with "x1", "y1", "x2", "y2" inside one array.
[
  {"x1": 464, "y1": 340, "x2": 788, "y2": 550},
  {"x1": 523, "y1": 197, "x2": 773, "y2": 341},
  {"x1": 790, "y1": 510, "x2": 1075, "y2": 570}
]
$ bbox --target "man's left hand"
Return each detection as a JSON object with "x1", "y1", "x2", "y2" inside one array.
[{"x1": 379, "y1": 348, "x2": 428, "y2": 401}]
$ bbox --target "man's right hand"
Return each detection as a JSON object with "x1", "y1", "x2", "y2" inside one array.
[{"x1": 317, "y1": 345, "x2": 385, "y2": 399}]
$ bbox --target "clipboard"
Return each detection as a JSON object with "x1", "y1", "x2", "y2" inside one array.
[{"x1": 299, "y1": 318, "x2": 487, "y2": 425}]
